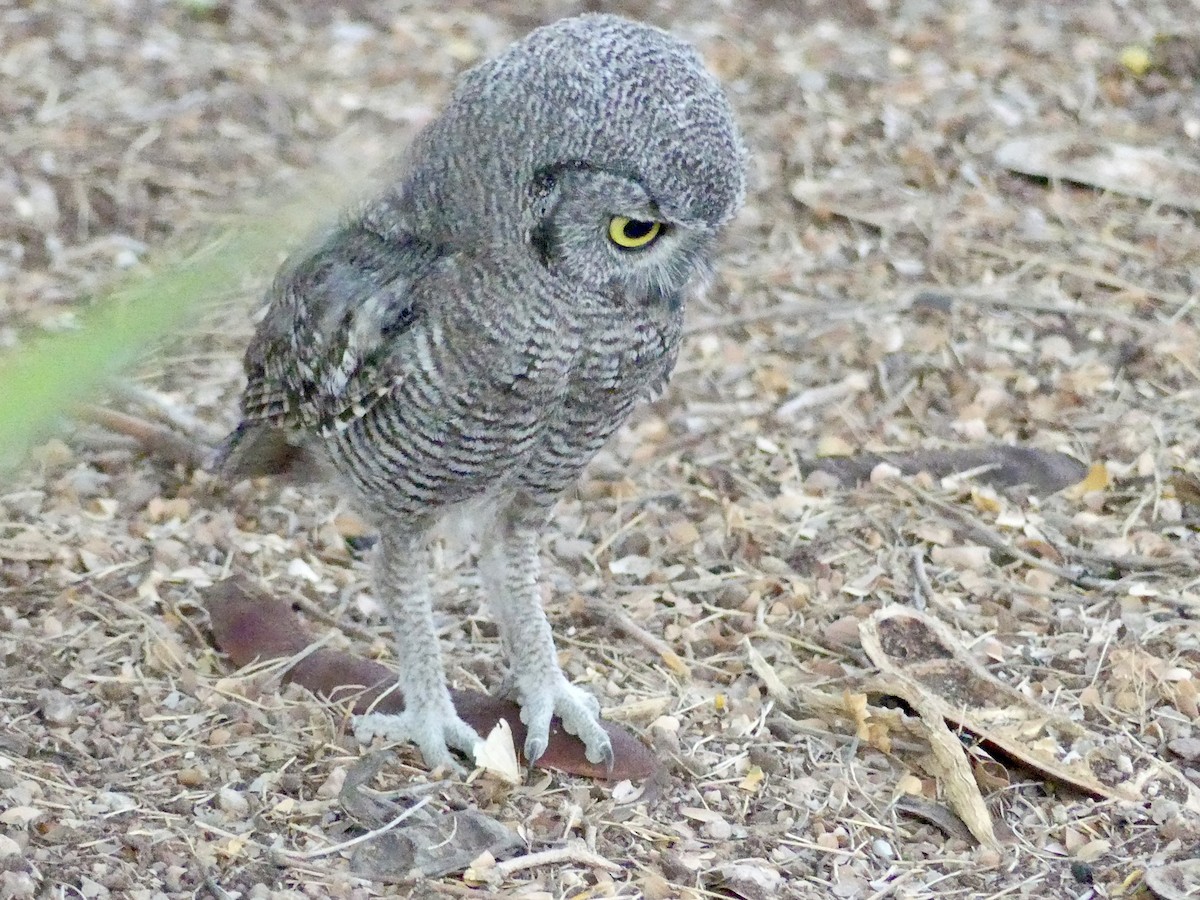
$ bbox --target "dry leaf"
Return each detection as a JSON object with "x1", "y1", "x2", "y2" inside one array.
[
  {"x1": 1063, "y1": 461, "x2": 1111, "y2": 499},
  {"x1": 474, "y1": 719, "x2": 521, "y2": 785},
  {"x1": 715, "y1": 861, "x2": 784, "y2": 900},
  {"x1": 745, "y1": 639, "x2": 791, "y2": 701},
  {"x1": 204, "y1": 578, "x2": 660, "y2": 781},
  {"x1": 861, "y1": 671, "x2": 998, "y2": 848},
  {"x1": 660, "y1": 650, "x2": 691, "y2": 678},
  {"x1": 1143, "y1": 859, "x2": 1200, "y2": 900},
  {"x1": 929, "y1": 545, "x2": 992, "y2": 572},
  {"x1": 892, "y1": 794, "x2": 977, "y2": 843},
  {"x1": 995, "y1": 134, "x2": 1200, "y2": 212},
  {"x1": 799, "y1": 445, "x2": 1086, "y2": 494},
  {"x1": 0, "y1": 806, "x2": 43, "y2": 826},
  {"x1": 739, "y1": 766, "x2": 766, "y2": 793}
]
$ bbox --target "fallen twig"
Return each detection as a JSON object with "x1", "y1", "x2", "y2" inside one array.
[
  {"x1": 77, "y1": 405, "x2": 211, "y2": 469},
  {"x1": 492, "y1": 841, "x2": 621, "y2": 878}
]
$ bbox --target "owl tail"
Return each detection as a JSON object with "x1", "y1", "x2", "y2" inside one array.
[{"x1": 211, "y1": 422, "x2": 325, "y2": 483}]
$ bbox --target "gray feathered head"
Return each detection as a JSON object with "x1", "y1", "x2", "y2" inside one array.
[{"x1": 397, "y1": 14, "x2": 747, "y2": 243}]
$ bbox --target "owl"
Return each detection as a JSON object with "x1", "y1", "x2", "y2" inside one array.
[{"x1": 217, "y1": 13, "x2": 746, "y2": 772}]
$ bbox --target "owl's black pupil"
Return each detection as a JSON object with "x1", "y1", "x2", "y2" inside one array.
[{"x1": 622, "y1": 219, "x2": 655, "y2": 240}]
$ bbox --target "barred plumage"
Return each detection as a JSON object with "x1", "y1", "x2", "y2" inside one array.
[{"x1": 217, "y1": 13, "x2": 746, "y2": 771}]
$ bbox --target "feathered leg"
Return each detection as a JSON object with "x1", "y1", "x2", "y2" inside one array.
[
  {"x1": 479, "y1": 510, "x2": 613, "y2": 770},
  {"x1": 353, "y1": 529, "x2": 482, "y2": 770}
]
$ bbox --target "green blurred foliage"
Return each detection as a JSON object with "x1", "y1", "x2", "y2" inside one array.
[{"x1": 0, "y1": 226, "x2": 281, "y2": 472}]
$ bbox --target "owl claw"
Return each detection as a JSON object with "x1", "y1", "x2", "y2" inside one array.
[
  {"x1": 595, "y1": 740, "x2": 615, "y2": 776},
  {"x1": 516, "y1": 677, "x2": 611, "y2": 773},
  {"x1": 524, "y1": 735, "x2": 548, "y2": 768},
  {"x1": 353, "y1": 707, "x2": 482, "y2": 774}
]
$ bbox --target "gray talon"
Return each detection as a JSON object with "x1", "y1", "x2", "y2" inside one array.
[
  {"x1": 353, "y1": 708, "x2": 481, "y2": 774},
  {"x1": 596, "y1": 740, "x2": 615, "y2": 774},
  {"x1": 584, "y1": 731, "x2": 614, "y2": 769},
  {"x1": 525, "y1": 736, "x2": 548, "y2": 766}
]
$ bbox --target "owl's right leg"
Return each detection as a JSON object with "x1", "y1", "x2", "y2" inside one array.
[
  {"x1": 352, "y1": 530, "x2": 482, "y2": 771},
  {"x1": 479, "y1": 514, "x2": 614, "y2": 771}
]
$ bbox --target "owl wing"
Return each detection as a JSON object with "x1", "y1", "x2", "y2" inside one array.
[
  {"x1": 215, "y1": 223, "x2": 441, "y2": 479},
  {"x1": 239, "y1": 223, "x2": 441, "y2": 435}
]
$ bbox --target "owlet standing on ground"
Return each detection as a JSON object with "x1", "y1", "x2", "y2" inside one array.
[{"x1": 217, "y1": 14, "x2": 746, "y2": 771}]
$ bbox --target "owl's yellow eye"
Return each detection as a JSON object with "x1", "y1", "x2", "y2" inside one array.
[{"x1": 607, "y1": 216, "x2": 663, "y2": 249}]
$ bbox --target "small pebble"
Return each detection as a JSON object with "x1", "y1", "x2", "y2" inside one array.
[
  {"x1": 37, "y1": 689, "x2": 77, "y2": 727},
  {"x1": 640, "y1": 873, "x2": 673, "y2": 900},
  {"x1": 177, "y1": 768, "x2": 205, "y2": 787},
  {"x1": 0, "y1": 872, "x2": 36, "y2": 899},
  {"x1": 1168, "y1": 738, "x2": 1200, "y2": 762},
  {"x1": 872, "y1": 837, "x2": 895, "y2": 859},
  {"x1": 703, "y1": 817, "x2": 733, "y2": 841},
  {"x1": 976, "y1": 846, "x2": 1002, "y2": 867},
  {"x1": 218, "y1": 787, "x2": 250, "y2": 818}
]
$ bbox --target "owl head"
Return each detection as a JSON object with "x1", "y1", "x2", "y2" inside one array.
[{"x1": 392, "y1": 14, "x2": 747, "y2": 300}]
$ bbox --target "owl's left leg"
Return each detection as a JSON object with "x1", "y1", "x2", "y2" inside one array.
[{"x1": 479, "y1": 511, "x2": 613, "y2": 771}]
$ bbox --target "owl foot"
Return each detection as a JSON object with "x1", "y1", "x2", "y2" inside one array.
[
  {"x1": 514, "y1": 676, "x2": 613, "y2": 772},
  {"x1": 353, "y1": 703, "x2": 482, "y2": 774}
]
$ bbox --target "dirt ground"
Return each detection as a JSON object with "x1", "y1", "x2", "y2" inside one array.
[{"x1": 2, "y1": 0, "x2": 1200, "y2": 897}]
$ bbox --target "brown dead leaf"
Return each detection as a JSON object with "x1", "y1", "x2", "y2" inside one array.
[
  {"x1": 799, "y1": 445, "x2": 1087, "y2": 495},
  {"x1": 204, "y1": 576, "x2": 660, "y2": 781},
  {"x1": 1063, "y1": 461, "x2": 1111, "y2": 499},
  {"x1": 892, "y1": 794, "x2": 977, "y2": 843},
  {"x1": 350, "y1": 807, "x2": 521, "y2": 883},
  {"x1": 1143, "y1": 859, "x2": 1200, "y2": 900},
  {"x1": 1169, "y1": 472, "x2": 1200, "y2": 506}
]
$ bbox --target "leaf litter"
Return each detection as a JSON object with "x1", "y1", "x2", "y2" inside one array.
[{"x1": 1, "y1": 0, "x2": 1199, "y2": 898}]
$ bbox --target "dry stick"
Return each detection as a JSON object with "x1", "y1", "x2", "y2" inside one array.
[
  {"x1": 430, "y1": 884, "x2": 508, "y2": 900},
  {"x1": 77, "y1": 405, "x2": 211, "y2": 469},
  {"x1": 1066, "y1": 543, "x2": 1196, "y2": 575},
  {"x1": 582, "y1": 595, "x2": 681, "y2": 666},
  {"x1": 959, "y1": 289, "x2": 1165, "y2": 334},
  {"x1": 910, "y1": 547, "x2": 932, "y2": 610},
  {"x1": 986, "y1": 576, "x2": 1096, "y2": 604},
  {"x1": 1036, "y1": 508, "x2": 1199, "y2": 574},
  {"x1": 193, "y1": 799, "x2": 431, "y2": 866},
  {"x1": 919, "y1": 478, "x2": 1200, "y2": 598},
  {"x1": 284, "y1": 583, "x2": 381, "y2": 646},
  {"x1": 108, "y1": 380, "x2": 227, "y2": 444},
  {"x1": 202, "y1": 872, "x2": 235, "y2": 900},
  {"x1": 682, "y1": 297, "x2": 831, "y2": 335},
  {"x1": 490, "y1": 841, "x2": 621, "y2": 879},
  {"x1": 864, "y1": 868, "x2": 919, "y2": 900},
  {"x1": 591, "y1": 508, "x2": 649, "y2": 560}
]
